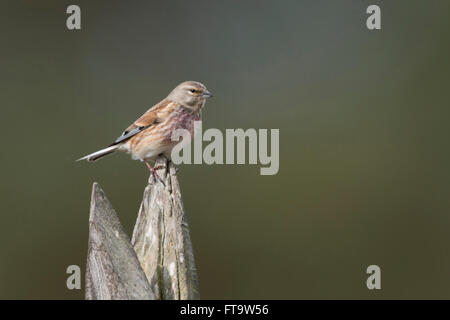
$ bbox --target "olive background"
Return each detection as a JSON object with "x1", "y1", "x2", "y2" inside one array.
[{"x1": 1, "y1": 1, "x2": 449, "y2": 299}]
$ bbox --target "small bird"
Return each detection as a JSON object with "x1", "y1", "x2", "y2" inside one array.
[{"x1": 77, "y1": 81, "x2": 213, "y2": 180}]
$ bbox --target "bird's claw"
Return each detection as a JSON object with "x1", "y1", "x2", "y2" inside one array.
[
  {"x1": 150, "y1": 167, "x2": 166, "y2": 186},
  {"x1": 144, "y1": 161, "x2": 166, "y2": 186}
]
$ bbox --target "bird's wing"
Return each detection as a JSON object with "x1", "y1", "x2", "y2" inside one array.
[{"x1": 110, "y1": 99, "x2": 176, "y2": 146}]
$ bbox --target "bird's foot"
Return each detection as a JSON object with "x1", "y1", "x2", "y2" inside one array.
[{"x1": 144, "y1": 160, "x2": 166, "y2": 186}]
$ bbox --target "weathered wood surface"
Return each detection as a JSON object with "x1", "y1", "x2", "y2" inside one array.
[
  {"x1": 85, "y1": 183, "x2": 155, "y2": 300},
  {"x1": 131, "y1": 156, "x2": 200, "y2": 300},
  {"x1": 85, "y1": 156, "x2": 200, "y2": 300}
]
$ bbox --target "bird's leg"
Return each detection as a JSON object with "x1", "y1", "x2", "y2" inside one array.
[
  {"x1": 152, "y1": 153, "x2": 169, "y2": 171},
  {"x1": 144, "y1": 159, "x2": 165, "y2": 186}
]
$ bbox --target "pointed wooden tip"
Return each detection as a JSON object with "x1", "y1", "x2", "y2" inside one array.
[
  {"x1": 132, "y1": 156, "x2": 200, "y2": 300},
  {"x1": 86, "y1": 182, "x2": 155, "y2": 300}
]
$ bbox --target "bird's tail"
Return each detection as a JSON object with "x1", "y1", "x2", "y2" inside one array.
[{"x1": 76, "y1": 145, "x2": 118, "y2": 162}]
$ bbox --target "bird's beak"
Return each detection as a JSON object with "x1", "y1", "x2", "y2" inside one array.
[{"x1": 203, "y1": 90, "x2": 213, "y2": 98}]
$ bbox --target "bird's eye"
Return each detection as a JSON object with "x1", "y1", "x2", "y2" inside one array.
[{"x1": 190, "y1": 89, "x2": 196, "y2": 93}]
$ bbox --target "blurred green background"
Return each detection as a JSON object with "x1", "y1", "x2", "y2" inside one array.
[{"x1": 1, "y1": 0, "x2": 449, "y2": 299}]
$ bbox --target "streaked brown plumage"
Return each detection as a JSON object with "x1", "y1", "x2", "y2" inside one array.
[{"x1": 77, "y1": 81, "x2": 213, "y2": 173}]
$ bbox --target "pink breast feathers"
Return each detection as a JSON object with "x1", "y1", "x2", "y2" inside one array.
[{"x1": 164, "y1": 107, "x2": 201, "y2": 143}]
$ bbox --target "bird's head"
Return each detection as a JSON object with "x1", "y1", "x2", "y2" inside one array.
[{"x1": 167, "y1": 81, "x2": 213, "y2": 111}]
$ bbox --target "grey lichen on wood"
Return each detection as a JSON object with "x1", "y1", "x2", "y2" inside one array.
[
  {"x1": 85, "y1": 183, "x2": 155, "y2": 300},
  {"x1": 131, "y1": 156, "x2": 200, "y2": 300}
]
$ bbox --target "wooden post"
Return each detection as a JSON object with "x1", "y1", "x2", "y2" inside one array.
[
  {"x1": 85, "y1": 183, "x2": 155, "y2": 300},
  {"x1": 131, "y1": 156, "x2": 200, "y2": 300},
  {"x1": 85, "y1": 156, "x2": 199, "y2": 300}
]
